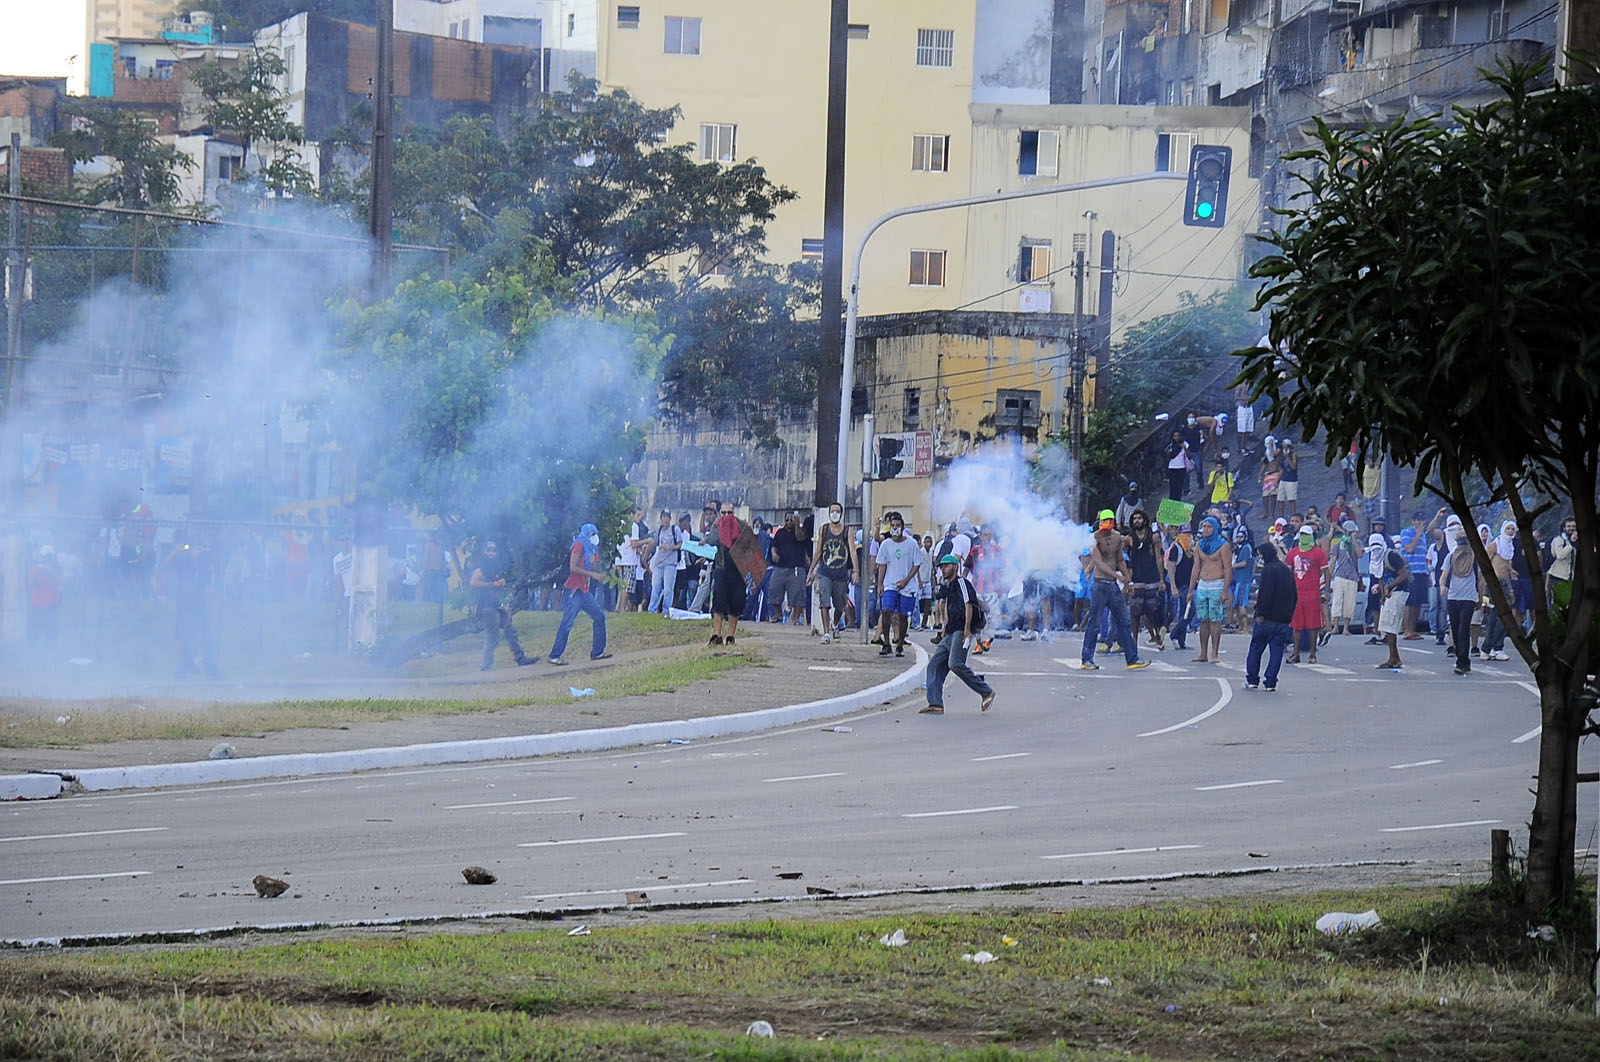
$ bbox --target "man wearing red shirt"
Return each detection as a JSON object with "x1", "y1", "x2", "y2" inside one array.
[{"x1": 1285, "y1": 524, "x2": 1329, "y2": 664}]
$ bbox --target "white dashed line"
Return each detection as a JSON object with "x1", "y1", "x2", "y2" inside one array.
[
  {"x1": 517, "y1": 832, "x2": 686, "y2": 847},
  {"x1": 0, "y1": 871, "x2": 150, "y2": 886},
  {"x1": 971, "y1": 752, "x2": 1031, "y2": 762},
  {"x1": 0, "y1": 827, "x2": 167, "y2": 844},
  {"x1": 807, "y1": 666, "x2": 853, "y2": 672},
  {"x1": 902, "y1": 805, "x2": 1018, "y2": 819},
  {"x1": 444, "y1": 797, "x2": 574, "y2": 810},
  {"x1": 764, "y1": 772, "x2": 846, "y2": 783},
  {"x1": 1195, "y1": 779, "x2": 1283, "y2": 791},
  {"x1": 524, "y1": 878, "x2": 753, "y2": 901},
  {"x1": 1389, "y1": 759, "x2": 1443, "y2": 770},
  {"x1": 1042, "y1": 844, "x2": 1201, "y2": 860},
  {"x1": 1512, "y1": 726, "x2": 1542, "y2": 744},
  {"x1": 1380, "y1": 819, "x2": 1499, "y2": 833}
]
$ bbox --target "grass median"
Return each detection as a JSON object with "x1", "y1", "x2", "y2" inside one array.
[
  {"x1": 0, "y1": 643, "x2": 766, "y2": 748},
  {"x1": 3, "y1": 884, "x2": 1595, "y2": 1060}
]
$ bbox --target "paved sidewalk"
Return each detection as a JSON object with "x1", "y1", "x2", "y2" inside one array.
[{"x1": 1, "y1": 623, "x2": 930, "y2": 797}]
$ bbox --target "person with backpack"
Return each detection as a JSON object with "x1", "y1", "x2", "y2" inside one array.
[
  {"x1": 921, "y1": 554, "x2": 996, "y2": 715},
  {"x1": 647, "y1": 508, "x2": 683, "y2": 615}
]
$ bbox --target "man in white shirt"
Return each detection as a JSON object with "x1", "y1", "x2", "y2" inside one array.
[{"x1": 874, "y1": 512, "x2": 924, "y2": 658}]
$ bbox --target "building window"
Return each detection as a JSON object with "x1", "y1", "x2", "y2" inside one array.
[
  {"x1": 217, "y1": 155, "x2": 239, "y2": 181},
  {"x1": 1488, "y1": 7, "x2": 1508, "y2": 37},
  {"x1": 664, "y1": 16, "x2": 701, "y2": 55},
  {"x1": 697, "y1": 247, "x2": 729, "y2": 277},
  {"x1": 1156, "y1": 131, "x2": 1197, "y2": 172},
  {"x1": 909, "y1": 249, "x2": 946, "y2": 287},
  {"x1": 847, "y1": 23, "x2": 870, "y2": 39},
  {"x1": 1019, "y1": 242, "x2": 1052, "y2": 283},
  {"x1": 1018, "y1": 129, "x2": 1059, "y2": 177},
  {"x1": 447, "y1": 21, "x2": 459, "y2": 38},
  {"x1": 995, "y1": 389, "x2": 1041, "y2": 434},
  {"x1": 154, "y1": 59, "x2": 175, "y2": 79},
  {"x1": 800, "y1": 238, "x2": 824, "y2": 261},
  {"x1": 568, "y1": 12, "x2": 576, "y2": 36},
  {"x1": 916, "y1": 28, "x2": 955, "y2": 67},
  {"x1": 699, "y1": 122, "x2": 736, "y2": 162},
  {"x1": 911, "y1": 133, "x2": 949, "y2": 172},
  {"x1": 617, "y1": 5, "x2": 641, "y2": 28},
  {"x1": 904, "y1": 387, "x2": 921, "y2": 430}
]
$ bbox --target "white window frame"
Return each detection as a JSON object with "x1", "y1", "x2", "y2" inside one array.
[
  {"x1": 699, "y1": 122, "x2": 737, "y2": 163},
  {"x1": 911, "y1": 133, "x2": 950, "y2": 173},
  {"x1": 617, "y1": 5, "x2": 641, "y2": 29},
  {"x1": 664, "y1": 15, "x2": 701, "y2": 55},
  {"x1": 916, "y1": 28, "x2": 955, "y2": 68},
  {"x1": 909, "y1": 249, "x2": 947, "y2": 287},
  {"x1": 1156, "y1": 131, "x2": 1197, "y2": 173},
  {"x1": 800, "y1": 238, "x2": 825, "y2": 261},
  {"x1": 1018, "y1": 129, "x2": 1059, "y2": 177},
  {"x1": 1019, "y1": 243, "x2": 1052, "y2": 284}
]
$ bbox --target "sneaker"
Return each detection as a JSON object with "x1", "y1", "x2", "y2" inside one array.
[
  {"x1": 895, "y1": 648, "x2": 904, "y2": 657},
  {"x1": 516, "y1": 657, "x2": 536, "y2": 666},
  {"x1": 548, "y1": 656, "x2": 567, "y2": 666},
  {"x1": 820, "y1": 632, "x2": 832, "y2": 645},
  {"x1": 1127, "y1": 660, "x2": 1151, "y2": 670},
  {"x1": 1098, "y1": 641, "x2": 1114, "y2": 653},
  {"x1": 1488, "y1": 650, "x2": 1510, "y2": 661},
  {"x1": 592, "y1": 651, "x2": 614, "y2": 660},
  {"x1": 1453, "y1": 666, "x2": 1468, "y2": 675},
  {"x1": 918, "y1": 704, "x2": 944, "y2": 715},
  {"x1": 1019, "y1": 630, "x2": 1037, "y2": 642},
  {"x1": 1244, "y1": 681, "x2": 1260, "y2": 690},
  {"x1": 879, "y1": 646, "x2": 892, "y2": 656},
  {"x1": 724, "y1": 638, "x2": 735, "y2": 647},
  {"x1": 1364, "y1": 636, "x2": 1383, "y2": 645},
  {"x1": 1264, "y1": 685, "x2": 1277, "y2": 692},
  {"x1": 709, "y1": 635, "x2": 723, "y2": 646},
  {"x1": 1471, "y1": 647, "x2": 1482, "y2": 657},
  {"x1": 980, "y1": 690, "x2": 996, "y2": 712},
  {"x1": 1080, "y1": 661, "x2": 1100, "y2": 670}
]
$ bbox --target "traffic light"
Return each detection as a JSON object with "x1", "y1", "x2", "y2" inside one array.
[
  {"x1": 875, "y1": 436, "x2": 905, "y2": 479},
  {"x1": 1183, "y1": 144, "x2": 1231, "y2": 228}
]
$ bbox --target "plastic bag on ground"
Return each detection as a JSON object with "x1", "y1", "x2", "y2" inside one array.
[
  {"x1": 1316, "y1": 909, "x2": 1381, "y2": 935},
  {"x1": 879, "y1": 928, "x2": 908, "y2": 947}
]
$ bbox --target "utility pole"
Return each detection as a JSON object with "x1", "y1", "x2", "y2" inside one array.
[
  {"x1": 5, "y1": 133, "x2": 21, "y2": 417},
  {"x1": 1, "y1": 132, "x2": 23, "y2": 646},
  {"x1": 814, "y1": 0, "x2": 848, "y2": 506},
  {"x1": 369, "y1": 0, "x2": 395, "y2": 292},
  {"x1": 1068, "y1": 248, "x2": 1087, "y2": 523},
  {"x1": 858, "y1": 412, "x2": 873, "y2": 644}
]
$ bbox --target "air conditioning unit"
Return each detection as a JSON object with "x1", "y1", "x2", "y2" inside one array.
[{"x1": 1019, "y1": 288, "x2": 1052, "y2": 313}]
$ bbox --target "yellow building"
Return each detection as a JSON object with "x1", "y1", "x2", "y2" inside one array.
[{"x1": 86, "y1": 0, "x2": 176, "y2": 55}]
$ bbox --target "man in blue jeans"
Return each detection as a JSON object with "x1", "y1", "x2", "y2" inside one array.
[
  {"x1": 1245, "y1": 541, "x2": 1294, "y2": 690},
  {"x1": 549, "y1": 522, "x2": 614, "y2": 665},
  {"x1": 1081, "y1": 509, "x2": 1150, "y2": 671},
  {"x1": 921, "y1": 554, "x2": 996, "y2": 714}
]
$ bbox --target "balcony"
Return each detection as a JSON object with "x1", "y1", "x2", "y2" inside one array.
[{"x1": 1312, "y1": 37, "x2": 1546, "y2": 121}]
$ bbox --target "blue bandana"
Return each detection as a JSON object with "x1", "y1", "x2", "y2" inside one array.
[
  {"x1": 1197, "y1": 516, "x2": 1225, "y2": 556},
  {"x1": 575, "y1": 522, "x2": 599, "y2": 568}
]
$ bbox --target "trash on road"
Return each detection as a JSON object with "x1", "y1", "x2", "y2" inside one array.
[
  {"x1": 461, "y1": 865, "x2": 497, "y2": 885},
  {"x1": 806, "y1": 885, "x2": 835, "y2": 896},
  {"x1": 569, "y1": 687, "x2": 597, "y2": 698},
  {"x1": 879, "y1": 928, "x2": 908, "y2": 947},
  {"x1": 745, "y1": 1020, "x2": 775, "y2": 1038},
  {"x1": 252, "y1": 874, "x2": 288, "y2": 898},
  {"x1": 1316, "y1": 909, "x2": 1381, "y2": 935},
  {"x1": 823, "y1": 725, "x2": 853, "y2": 733},
  {"x1": 961, "y1": 950, "x2": 997, "y2": 964},
  {"x1": 667, "y1": 738, "x2": 691, "y2": 745},
  {"x1": 625, "y1": 890, "x2": 648, "y2": 904},
  {"x1": 209, "y1": 743, "x2": 236, "y2": 760}
]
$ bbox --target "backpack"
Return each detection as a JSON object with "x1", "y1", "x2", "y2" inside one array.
[
  {"x1": 937, "y1": 534, "x2": 955, "y2": 561},
  {"x1": 956, "y1": 576, "x2": 987, "y2": 632}
]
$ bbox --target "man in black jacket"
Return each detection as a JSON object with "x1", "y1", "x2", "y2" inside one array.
[{"x1": 1245, "y1": 541, "x2": 1295, "y2": 691}]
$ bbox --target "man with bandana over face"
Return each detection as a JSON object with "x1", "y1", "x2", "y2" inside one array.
[
  {"x1": 1081, "y1": 509, "x2": 1150, "y2": 671},
  {"x1": 1285, "y1": 524, "x2": 1329, "y2": 664},
  {"x1": 1188, "y1": 514, "x2": 1232, "y2": 663},
  {"x1": 548, "y1": 522, "x2": 613, "y2": 665}
]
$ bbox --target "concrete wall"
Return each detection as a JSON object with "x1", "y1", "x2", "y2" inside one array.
[{"x1": 631, "y1": 417, "x2": 819, "y2": 519}]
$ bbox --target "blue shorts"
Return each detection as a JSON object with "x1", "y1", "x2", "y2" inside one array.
[
  {"x1": 1195, "y1": 579, "x2": 1226, "y2": 623},
  {"x1": 881, "y1": 588, "x2": 918, "y2": 616}
]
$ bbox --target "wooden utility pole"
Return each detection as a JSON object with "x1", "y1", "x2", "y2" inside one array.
[
  {"x1": 4, "y1": 133, "x2": 21, "y2": 417},
  {"x1": 814, "y1": 0, "x2": 848, "y2": 507},
  {"x1": 369, "y1": 0, "x2": 395, "y2": 291}
]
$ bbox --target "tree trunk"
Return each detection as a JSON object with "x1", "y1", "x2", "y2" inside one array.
[{"x1": 1525, "y1": 665, "x2": 1578, "y2": 914}]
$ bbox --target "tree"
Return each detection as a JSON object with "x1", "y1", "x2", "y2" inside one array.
[
  {"x1": 1238, "y1": 61, "x2": 1600, "y2": 914},
  {"x1": 179, "y1": 0, "x2": 373, "y2": 36},
  {"x1": 332, "y1": 260, "x2": 667, "y2": 579},
  {"x1": 191, "y1": 48, "x2": 312, "y2": 197},
  {"x1": 48, "y1": 103, "x2": 193, "y2": 209}
]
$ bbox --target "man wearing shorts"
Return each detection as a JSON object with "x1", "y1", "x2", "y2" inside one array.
[
  {"x1": 1277, "y1": 440, "x2": 1300, "y2": 508},
  {"x1": 1375, "y1": 544, "x2": 1412, "y2": 669},
  {"x1": 807, "y1": 502, "x2": 856, "y2": 644},
  {"x1": 874, "y1": 512, "x2": 923, "y2": 658},
  {"x1": 1188, "y1": 515, "x2": 1232, "y2": 663}
]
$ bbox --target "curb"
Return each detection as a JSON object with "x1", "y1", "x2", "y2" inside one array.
[{"x1": 1, "y1": 646, "x2": 928, "y2": 799}]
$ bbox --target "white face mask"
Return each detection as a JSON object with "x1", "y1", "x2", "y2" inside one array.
[
  {"x1": 589, "y1": 534, "x2": 600, "y2": 546},
  {"x1": 829, "y1": 510, "x2": 842, "y2": 522}
]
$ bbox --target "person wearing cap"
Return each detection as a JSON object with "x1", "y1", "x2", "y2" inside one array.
[
  {"x1": 1328, "y1": 519, "x2": 1364, "y2": 636},
  {"x1": 1115, "y1": 481, "x2": 1143, "y2": 529},
  {"x1": 1244, "y1": 541, "x2": 1294, "y2": 691},
  {"x1": 1205, "y1": 455, "x2": 1236, "y2": 507},
  {"x1": 1284, "y1": 523, "x2": 1329, "y2": 664},
  {"x1": 922, "y1": 553, "x2": 996, "y2": 714},
  {"x1": 1081, "y1": 509, "x2": 1150, "y2": 670}
]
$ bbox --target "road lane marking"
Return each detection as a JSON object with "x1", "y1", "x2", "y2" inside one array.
[
  {"x1": 0, "y1": 871, "x2": 150, "y2": 886},
  {"x1": 902, "y1": 805, "x2": 1017, "y2": 818},
  {"x1": 444, "y1": 797, "x2": 573, "y2": 810},
  {"x1": 1380, "y1": 819, "x2": 1499, "y2": 833},
  {"x1": 1194, "y1": 779, "x2": 1283, "y2": 791},
  {"x1": 1389, "y1": 759, "x2": 1443, "y2": 770},
  {"x1": 763, "y1": 772, "x2": 846, "y2": 783},
  {"x1": 0, "y1": 827, "x2": 167, "y2": 844},
  {"x1": 1138, "y1": 676, "x2": 1231, "y2": 737},
  {"x1": 1512, "y1": 725, "x2": 1541, "y2": 744},
  {"x1": 1042, "y1": 844, "x2": 1201, "y2": 860},
  {"x1": 971, "y1": 753, "x2": 1031, "y2": 762},
  {"x1": 518, "y1": 832, "x2": 686, "y2": 847},
  {"x1": 807, "y1": 666, "x2": 853, "y2": 672},
  {"x1": 1516, "y1": 681, "x2": 1540, "y2": 697},
  {"x1": 1300, "y1": 663, "x2": 1354, "y2": 675},
  {"x1": 524, "y1": 877, "x2": 754, "y2": 900}
]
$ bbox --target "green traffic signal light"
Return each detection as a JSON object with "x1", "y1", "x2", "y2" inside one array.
[
  {"x1": 1182, "y1": 145, "x2": 1232, "y2": 229},
  {"x1": 1195, "y1": 201, "x2": 1214, "y2": 219}
]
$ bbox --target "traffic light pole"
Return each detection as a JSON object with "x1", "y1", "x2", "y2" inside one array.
[{"x1": 836, "y1": 172, "x2": 1188, "y2": 520}]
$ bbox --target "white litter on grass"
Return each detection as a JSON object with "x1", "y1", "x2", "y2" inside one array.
[
  {"x1": 1316, "y1": 910, "x2": 1381, "y2": 935},
  {"x1": 879, "y1": 928, "x2": 908, "y2": 947},
  {"x1": 55, "y1": 715, "x2": 69, "y2": 725},
  {"x1": 566, "y1": 925, "x2": 591, "y2": 936},
  {"x1": 1092, "y1": 977, "x2": 1112, "y2": 986},
  {"x1": 962, "y1": 951, "x2": 997, "y2": 964},
  {"x1": 1526, "y1": 924, "x2": 1556, "y2": 942},
  {"x1": 745, "y1": 1020, "x2": 774, "y2": 1038},
  {"x1": 668, "y1": 607, "x2": 711, "y2": 620},
  {"x1": 569, "y1": 687, "x2": 597, "y2": 698}
]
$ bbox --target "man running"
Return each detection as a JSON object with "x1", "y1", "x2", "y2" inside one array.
[
  {"x1": 922, "y1": 554, "x2": 996, "y2": 714},
  {"x1": 1081, "y1": 509, "x2": 1149, "y2": 671},
  {"x1": 1188, "y1": 514, "x2": 1232, "y2": 663}
]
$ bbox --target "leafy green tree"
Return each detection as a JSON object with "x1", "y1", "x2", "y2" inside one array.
[
  {"x1": 191, "y1": 48, "x2": 312, "y2": 197},
  {"x1": 179, "y1": 0, "x2": 373, "y2": 36},
  {"x1": 1239, "y1": 61, "x2": 1600, "y2": 914},
  {"x1": 332, "y1": 260, "x2": 667, "y2": 577},
  {"x1": 48, "y1": 103, "x2": 193, "y2": 209}
]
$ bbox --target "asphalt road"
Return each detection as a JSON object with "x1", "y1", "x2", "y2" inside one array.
[{"x1": 3, "y1": 632, "x2": 1592, "y2": 944}]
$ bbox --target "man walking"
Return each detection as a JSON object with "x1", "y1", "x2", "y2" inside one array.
[
  {"x1": 1245, "y1": 542, "x2": 1294, "y2": 691},
  {"x1": 647, "y1": 508, "x2": 682, "y2": 615},
  {"x1": 1285, "y1": 524, "x2": 1328, "y2": 664},
  {"x1": 1081, "y1": 509, "x2": 1150, "y2": 671},
  {"x1": 1124, "y1": 509, "x2": 1167, "y2": 650},
  {"x1": 471, "y1": 539, "x2": 532, "y2": 670},
  {"x1": 766, "y1": 511, "x2": 810, "y2": 625},
  {"x1": 808, "y1": 502, "x2": 856, "y2": 644},
  {"x1": 548, "y1": 522, "x2": 612, "y2": 665},
  {"x1": 874, "y1": 512, "x2": 923, "y2": 657},
  {"x1": 922, "y1": 554, "x2": 996, "y2": 714}
]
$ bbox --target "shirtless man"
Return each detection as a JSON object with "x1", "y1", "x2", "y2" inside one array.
[
  {"x1": 1188, "y1": 515, "x2": 1233, "y2": 663},
  {"x1": 1080, "y1": 509, "x2": 1149, "y2": 671}
]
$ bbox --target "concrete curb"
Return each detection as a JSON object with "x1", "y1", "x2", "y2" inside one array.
[{"x1": 2, "y1": 646, "x2": 928, "y2": 799}]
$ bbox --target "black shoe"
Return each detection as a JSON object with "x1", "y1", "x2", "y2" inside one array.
[
  {"x1": 516, "y1": 657, "x2": 535, "y2": 666},
  {"x1": 723, "y1": 638, "x2": 734, "y2": 647},
  {"x1": 895, "y1": 648, "x2": 905, "y2": 657},
  {"x1": 879, "y1": 646, "x2": 892, "y2": 656},
  {"x1": 591, "y1": 651, "x2": 614, "y2": 660}
]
